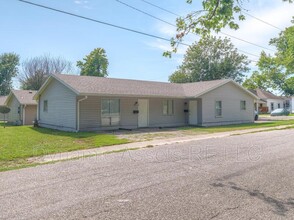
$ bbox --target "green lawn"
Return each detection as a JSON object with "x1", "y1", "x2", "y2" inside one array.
[
  {"x1": 0, "y1": 125, "x2": 129, "y2": 171},
  {"x1": 1, "y1": 120, "x2": 294, "y2": 172},
  {"x1": 181, "y1": 120, "x2": 294, "y2": 133}
]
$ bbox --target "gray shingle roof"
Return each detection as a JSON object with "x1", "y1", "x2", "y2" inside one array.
[
  {"x1": 53, "y1": 74, "x2": 231, "y2": 98},
  {"x1": 0, "y1": 96, "x2": 7, "y2": 106},
  {"x1": 11, "y1": 90, "x2": 38, "y2": 105},
  {"x1": 249, "y1": 89, "x2": 283, "y2": 100}
]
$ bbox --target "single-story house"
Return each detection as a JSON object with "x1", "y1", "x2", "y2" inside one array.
[
  {"x1": 250, "y1": 89, "x2": 284, "y2": 113},
  {"x1": 5, "y1": 90, "x2": 38, "y2": 125},
  {"x1": 0, "y1": 96, "x2": 8, "y2": 121},
  {"x1": 282, "y1": 96, "x2": 294, "y2": 113},
  {"x1": 34, "y1": 74, "x2": 259, "y2": 132}
]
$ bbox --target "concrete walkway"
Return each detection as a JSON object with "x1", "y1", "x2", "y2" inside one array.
[{"x1": 30, "y1": 125, "x2": 293, "y2": 163}]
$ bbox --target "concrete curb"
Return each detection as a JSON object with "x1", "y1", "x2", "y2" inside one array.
[{"x1": 29, "y1": 125, "x2": 293, "y2": 163}]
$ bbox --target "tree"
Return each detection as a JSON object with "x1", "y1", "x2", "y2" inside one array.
[
  {"x1": 242, "y1": 71, "x2": 274, "y2": 91},
  {"x1": 77, "y1": 48, "x2": 109, "y2": 77},
  {"x1": 169, "y1": 36, "x2": 249, "y2": 83},
  {"x1": 243, "y1": 24, "x2": 294, "y2": 95},
  {"x1": 0, "y1": 106, "x2": 10, "y2": 128},
  {"x1": 19, "y1": 54, "x2": 73, "y2": 90},
  {"x1": 165, "y1": 0, "x2": 293, "y2": 56},
  {"x1": 0, "y1": 53, "x2": 20, "y2": 95}
]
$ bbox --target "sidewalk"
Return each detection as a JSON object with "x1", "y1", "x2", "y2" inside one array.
[{"x1": 30, "y1": 125, "x2": 293, "y2": 163}]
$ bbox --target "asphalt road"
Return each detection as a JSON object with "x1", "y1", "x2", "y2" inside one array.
[{"x1": 1, "y1": 129, "x2": 294, "y2": 219}]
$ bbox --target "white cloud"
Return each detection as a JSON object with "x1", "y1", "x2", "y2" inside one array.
[
  {"x1": 73, "y1": 0, "x2": 91, "y2": 9},
  {"x1": 74, "y1": 0, "x2": 88, "y2": 5}
]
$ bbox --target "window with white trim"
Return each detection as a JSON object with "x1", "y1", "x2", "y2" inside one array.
[
  {"x1": 43, "y1": 100, "x2": 48, "y2": 112},
  {"x1": 215, "y1": 101, "x2": 222, "y2": 117},
  {"x1": 240, "y1": 100, "x2": 246, "y2": 110},
  {"x1": 163, "y1": 100, "x2": 174, "y2": 115},
  {"x1": 101, "y1": 99, "x2": 120, "y2": 126}
]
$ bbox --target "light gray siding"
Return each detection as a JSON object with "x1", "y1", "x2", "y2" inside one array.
[
  {"x1": 7, "y1": 96, "x2": 21, "y2": 124},
  {"x1": 39, "y1": 79, "x2": 77, "y2": 131},
  {"x1": 24, "y1": 105, "x2": 37, "y2": 125},
  {"x1": 119, "y1": 97, "x2": 138, "y2": 128},
  {"x1": 79, "y1": 96, "x2": 100, "y2": 131},
  {"x1": 79, "y1": 97, "x2": 138, "y2": 131},
  {"x1": 149, "y1": 98, "x2": 186, "y2": 127},
  {"x1": 79, "y1": 97, "x2": 187, "y2": 131},
  {"x1": 199, "y1": 82, "x2": 255, "y2": 126}
]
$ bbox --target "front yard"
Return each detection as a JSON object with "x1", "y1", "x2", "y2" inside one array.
[
  {"x1": 0, "y1": 119, "x2": 293, "y2": 172},
  {"x1": 0, "y1": 125, "x2": 129, "y2": 171}
]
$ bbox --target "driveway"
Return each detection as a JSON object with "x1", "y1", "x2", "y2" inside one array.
[{"x1": 1, "y1": 129, "x2": 294, "y2": 219}]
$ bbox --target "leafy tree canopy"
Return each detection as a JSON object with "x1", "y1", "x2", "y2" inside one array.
[
  {"x1": 169, "y1": 35, "x2": 249, "y2": 83},
  {"x1": 243, "y1": 24, "x2": 294, "y2": 95},
  {"x1": 0, "y1": 53, "x2": 20, "y2": 96},
  {"x1": 77, "y1": 48, "x2": 109, "y2": 77}
]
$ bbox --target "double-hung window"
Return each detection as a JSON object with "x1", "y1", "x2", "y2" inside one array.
[
  {"x1": 163, "y1": 100, "x2": 174, "y2": 115},
  {"x1": 215, "y1": 101, "x2": 222, "y2": 117},
  {"x1": 43, "y1": 100, "x2": 48, "y2": 112},
  {"x1": 240, "y1": 100, "x2": 246, "y2": 110},
  {"x1": 101, "y1": 99, "x2": 120, "y2": 126},
  {"x1": 271, "y1": 103, "x2": 274, "y2": 111}
]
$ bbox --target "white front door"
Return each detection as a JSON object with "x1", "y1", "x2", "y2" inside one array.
[
  {"x1": 189, "y1": 100, "x2": 198, "y2": 125},
  {"x1": 138, "y1": 99, "x2": 149, "y2": 127}
]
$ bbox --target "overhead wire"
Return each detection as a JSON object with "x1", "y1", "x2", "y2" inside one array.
[
  {"x1": 138, "y1": 0, "x2": 276, "y2": 52},
  {"x1": 18, "y1": 0, "x2": 190, "y2": 47}
]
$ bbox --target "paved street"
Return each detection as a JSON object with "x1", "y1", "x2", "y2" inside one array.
[{"x1": 1, "y1": 129, "x2": 294, "y2": 219}]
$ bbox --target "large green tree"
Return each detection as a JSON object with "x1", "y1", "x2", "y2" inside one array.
[
  {"x1": 19, "y1": 54, "x2": 73, "y2": 90},
  {"x1": 243, "y1": 24, "x2": 294, "y2": 95},
  {"x1": 77, "y1": 48, "x2": 109, "y2": 77},
  {"x1": 169, "y1": 36, "x2": 249, "y2": 83},
  {"x1": 166, "y1": 0, "x2": 293, "y2": 56},
  {"x1": 0, "y1": 53, "x2": 20, "y2": 95}
]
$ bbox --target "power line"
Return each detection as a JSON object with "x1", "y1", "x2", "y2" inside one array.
[
  {"x1": 116, "y1": 0, "x2": 260, "y2": 62},
  {"x1": 18, "y1": 0, "x2": 190, "y2": 47},
  {"x1": 242, "y1": 11, "x2": 283, "y2": 31},
  {"x1": 138, "y1": 0, "x2": 275, "y2": 52},
  {"x1": 140, "y1": 0, "x2": 180, "y2": 17},
  {"x1": 115, "y1": 0, "x2": 175, "y2": 27}
]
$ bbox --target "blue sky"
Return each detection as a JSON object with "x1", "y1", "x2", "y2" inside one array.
[{"x1": 1, "y1": 0, "x2": 294, "y2": 88}]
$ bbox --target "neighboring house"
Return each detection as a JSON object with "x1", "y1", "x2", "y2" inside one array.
[
  {"x1": 4, "y1": 90, "x2": 38, "y2": 125},
  {"x1": 34, "y1": 74, "x2": 258, "y2": 132},
  {"x1": 250, "y1": 89, "x2": 284, "y2": 113},
  {"x1": 0, "y1": 96, "x2": 8, "y2": 121},
  {"x1": 282, "y1": 96, "x2": 294, "y2": 113}
]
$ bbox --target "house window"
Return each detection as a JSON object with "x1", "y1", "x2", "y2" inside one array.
[
  {"x1": 43, "y1": 100, "x2": 48, "y2": 112},
  {"x1": 215, "y1": 101, "x2": 222, "y2": 117},
  {"x1": 278, "y1": 103, "x2": 281, "y2": 108},
  {"x1": 163, "y1": 100, "x2": 174, "y2": 115},
  {"x1": 101, "y1": 99, "x2": 120, "y2": 126},
  {"x1": 240, "y1": 100, "x2": 246, "y2": 110},
  {"x1": 271, "y1": 103, "x2": 274, "y2": 111}
]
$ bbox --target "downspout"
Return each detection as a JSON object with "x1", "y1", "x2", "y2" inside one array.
[
  {"x1": 77, "y1": 96, "x2": 88, "y2": 132},
  {"x1": 23, "y1": 105, "x2": 27, "y2": 125}
]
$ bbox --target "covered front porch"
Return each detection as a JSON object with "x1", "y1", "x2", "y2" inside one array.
[{"x1": 77, "y1": 96, "x2": 202, "y2": 131}]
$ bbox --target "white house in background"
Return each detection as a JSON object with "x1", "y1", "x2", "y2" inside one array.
[
  {"x1": 250, "y1": 89, "x2": 284, "y2": 113},
  {"x1": 4, "y1": 90, "x2": 38, "y2": 125},
  {"x1": 282, "y1": 96, "x2": 294, "y2": 113},
  {"x1": 33, "y1": 74, "x2": 259, "y2": 132},
  {"x1": 0, "y1": 96, "x2": 8, "y2": 121}
]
